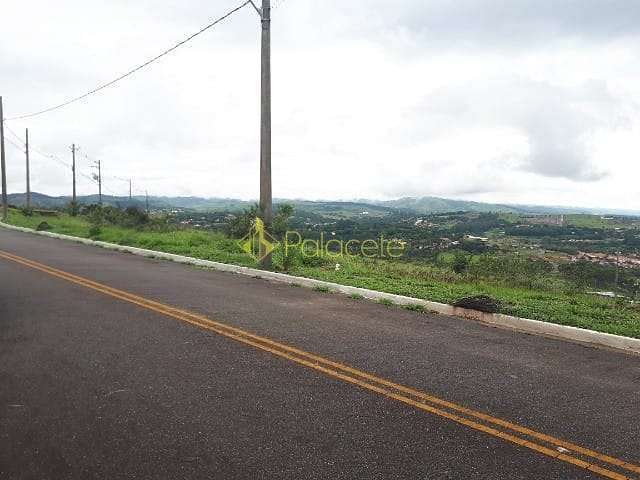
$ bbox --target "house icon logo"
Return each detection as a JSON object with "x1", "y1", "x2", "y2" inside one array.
[{"x1": 239, "y1": 217, "x2": 278, "y2": 262}]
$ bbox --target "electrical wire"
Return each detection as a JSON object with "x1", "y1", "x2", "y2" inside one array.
[
  {"x1": 4, "y1": 124, "x2": 26, "y2": 145},
  {"x1": 4, "y1": 0, "x2": 252, "y2": 121},
  {"x1": 5, "y1": 137, "x2": 25, "y2": 152},
  {"x1": 3, "y1": 126, "x2": 130, "y2": 198}
]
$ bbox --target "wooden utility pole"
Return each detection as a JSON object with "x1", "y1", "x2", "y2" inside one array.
[
  {"x1": 92, "y1": 160, "x2": 102, "y2": 205},
  {"x1": 145, "y1": 190, "x2": 149, "y2": 214},
  {"x1": 70, "y1": 144, "x2": 77, "y2": 206},
  {"x1": 129, "y1": 179, "x2": 132, "y2": 201},
  {"x1": 25, "y1": 128, "x2": 31, "y2": 209},
  {"x1": 0, "y1": 97, "x2": 8, "y2": 221},
  {"x1": 259, "y1": 0, "x2": 272, "y2": 268},
  {"x1": 97, "y1": 160, "x2": 102, "y2": 205}
]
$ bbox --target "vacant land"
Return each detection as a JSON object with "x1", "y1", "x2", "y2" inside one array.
[{"x1": 5, "y1": 208, "x2": 640, "y2": 338}]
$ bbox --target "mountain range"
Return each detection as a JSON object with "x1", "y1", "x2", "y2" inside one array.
[{"x1": 6, "y1": 192, "x2": 640, "y2": 217}]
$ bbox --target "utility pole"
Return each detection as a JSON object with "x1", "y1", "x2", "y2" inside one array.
[
  {"x1": 70, "y1": 144, "x2": 77, "y2": 206},
  {"x1": 0, "y1": 97, "x2": 8, "y2": 221},
  {"x1": 145, "y1": 190, "x2": 149, "y2": 214},
  {"x1": 129, "y1": 179, "x2": 132, "y2": 201},
  {"x1": 259, "y1": 0, "x2": 272, "y2": 268},
  {"x1": 25, "y1": 128, "x2": 31, "y2": 209},
  {"x1": 97, "y1": 160, "x2": 102, "y2": 205},
  {"x1": 92, "y1": 160, "x2": 102, "y2": 205}
]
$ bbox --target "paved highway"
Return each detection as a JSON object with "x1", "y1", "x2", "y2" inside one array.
[{"x1": 1, "y1": 228, "x2": 639, "y2": 479}]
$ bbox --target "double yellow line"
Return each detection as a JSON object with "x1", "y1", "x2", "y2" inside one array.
[{"x1": 1, "y1": 249, "x2": 638, "y2": 480}]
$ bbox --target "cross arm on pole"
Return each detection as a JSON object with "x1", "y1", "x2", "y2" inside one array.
[{"x1": 248, "y1": 0, "x2": 263, "y2": 18}]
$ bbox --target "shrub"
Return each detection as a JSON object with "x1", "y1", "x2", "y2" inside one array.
[
  {"x1": 403, "y1": 304, "x2": 426, "y2": 313},
  {"x1": 36, "y1": 221, "x2": 51, "y2": 231},
  {"x1": 452, "y1": 251, "x2": 470, "y2": 274},
  {"x1": 281, "y1": 248, "x2": 298, "y2": 272},
  {"x1": 66, "y1": 201, "x2": 80, "y2": 216},
  {"x1": 454, "y1": 295, "x2": 501, "y2": 313},
  {"x1": 88, "y1": 225, "x2": 102, "y2": 238},
  {"x1": 226, "y1": 204, "x2": 259, "y2": 239}
]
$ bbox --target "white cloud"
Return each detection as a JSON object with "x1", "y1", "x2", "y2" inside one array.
[{"x1": 1, "y1": 0, "x2": 639, "y2": 210}]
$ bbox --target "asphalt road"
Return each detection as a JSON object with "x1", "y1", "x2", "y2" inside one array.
[{"x1": 1, "y1": 228, "x2": 639, "y2": 480}]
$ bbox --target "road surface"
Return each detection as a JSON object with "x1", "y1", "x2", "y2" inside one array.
[{"x1": 1, "y1": 228, "x2": 639, "y2": 479}]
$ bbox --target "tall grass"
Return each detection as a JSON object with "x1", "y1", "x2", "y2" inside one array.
[{"x1": 6, "y1": 208, "x2": 640, "y2": 338}]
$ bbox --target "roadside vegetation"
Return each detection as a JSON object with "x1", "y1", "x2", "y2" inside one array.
[{"x1": 5, "y1": 206, "x2": 640, "y2": 338}]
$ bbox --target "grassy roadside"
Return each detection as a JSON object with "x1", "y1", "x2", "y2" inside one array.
[{"x1": 5, "y1": 208, "x2": 640, "y2": 338}]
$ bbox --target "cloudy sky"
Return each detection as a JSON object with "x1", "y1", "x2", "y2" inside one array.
[{"x1": 2, "y1": 0, "x2": 640, "y2": 209}]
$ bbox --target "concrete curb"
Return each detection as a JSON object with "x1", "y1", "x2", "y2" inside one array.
[{"x1": 3, "y1": 221, "x2": 640, "y2": 355}]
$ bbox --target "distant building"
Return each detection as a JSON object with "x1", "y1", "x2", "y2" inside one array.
[
  {"x1": 521, "y1": 214, "x2": 565, "y2": 226},
  {"x1": 572, "y1": 251, "x2": 640, "y2": 269},
  {"x1": 465, "y1": 235, "x2": 489, "y2": 242}
]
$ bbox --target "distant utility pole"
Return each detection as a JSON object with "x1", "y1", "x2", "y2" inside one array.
[
  {"x1": 70, "y1": 144, "x2": 77, "y2": 205},
  {"x1": 97, "y1": 161, "x2": 102, "y2": 205},
  {"x1": 145, "y1": 190, "x2": 149, "y2": 214},
  {"x1": 92, "y1": 160, "x2": 102, "y2": 205},
  {"x1": 0, "y1": 97, "x2": 8, "y2": 221},
  {"x1": 259, "y1": 0, "x2": 272, "y2": 268},
  {"x1": 25, "y1": 128, "x2": 31, "y2": 209},
  {"x1": 129, "y1": 179, "x2": 132, "y2": 201}
]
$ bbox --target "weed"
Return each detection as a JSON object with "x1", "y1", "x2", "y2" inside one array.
[
  {"x1": 403, "y1": 304, "x2": 426, "y2": 313},
  {"x1": 378, "y1": 298, "x2": 395, "y2": 307},
  {"x1": 7, "y1": 207, "x2": 640, "y2": 339}
]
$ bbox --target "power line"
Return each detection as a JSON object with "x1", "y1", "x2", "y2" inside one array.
[
  {"x1": 5, "y1": 137, "x2": 25, "y2": 152},
  {"x1": 4, "y1": 125, "x2": 25, "y2": 145},
  {"x1": 4, "y1": 1, "x2": 252, "y2": 121},
  {"x1": 4, "y1": 123, "x2": 143, "y2": 199},
  {"x1": 4, "y1": 123, "x2": 74, "y2": 169}
]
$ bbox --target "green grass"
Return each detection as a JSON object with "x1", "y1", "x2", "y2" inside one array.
[
  {"x1": 378, "y1": 298, "x2": 395, "y2": 307},
  {"x1": 403, "y1": 304, "x2": 426, "y2": 313},
  {"x1": 6, "y1": 209, "x2": 256, "y2": 267},
  {"x1": 565, "y1": 214, "x2": 618, "y2": 229},
  {"x1": 6, "y1": 208, "x2": 640, "y2": 338}
]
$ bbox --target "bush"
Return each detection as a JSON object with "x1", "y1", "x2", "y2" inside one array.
[
  {"x1": 452, "y1": 251, "x2": 470, "y2": 274},
  {"x1": 226, "y1": 204, "x2": 259, "y2": 238},
  {"x1": 122, "y1": 206, "x2": 149, "y2": 228},
  {"x1": 88, "y1": 225, "x2": 102, "y2": 238},
  {"x1": 454, "y1": 295, "x2": 501, "y2": 313},
  {"x1": 36, "y1": 221, "x2": 51, "y2": 231},
  {"x1": 226, "y1": 203, "x2": 294, "y2": 240},
  {"x1": 66, "y1": 201, "x2": 80, "y2": 216},
  {"x1": 279, "y1": 244, "x2": 301, "y2": 272},
  {"x1": 20, "y1": 206, "x2": 34, "y2": 216}
]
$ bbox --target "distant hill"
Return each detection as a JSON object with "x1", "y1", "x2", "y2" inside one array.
[
  {"x1": 368, "y1": 197, "x2": 522, "y2": 214},
  {"x1": 7, "y1": 192, "x2": 640, "y2": 217},
  {"x1": 362, "y1": 196, "x2": 640, "y2": 216}
]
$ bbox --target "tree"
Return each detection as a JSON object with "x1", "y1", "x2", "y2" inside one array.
[
  {"x1": 272, "y1": 203, "x2": 295, "y2": 238},
  {"x1": 225, "y1": 204, "x2": 259, "y2": 238},
  {"x1": 452, "y1": 251, "x2": 470, "y2": 274}
]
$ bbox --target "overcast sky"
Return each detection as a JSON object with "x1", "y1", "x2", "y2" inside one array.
[{"x1": 2, "y1": 0, "x2": 640, "y2": 209}]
